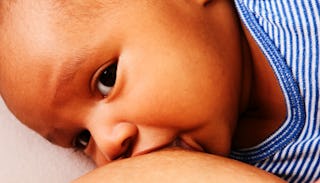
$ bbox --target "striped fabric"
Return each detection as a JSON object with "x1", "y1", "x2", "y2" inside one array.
[{"x1": 231, "y1": 0, "x2": 320, "y2": 182}]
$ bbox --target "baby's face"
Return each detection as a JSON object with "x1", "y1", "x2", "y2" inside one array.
[{"x1": 0, "y1": 0, "x2": 246, "y2": 165}]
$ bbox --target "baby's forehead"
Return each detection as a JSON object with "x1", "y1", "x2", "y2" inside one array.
[
  {"x1": 51, "y1": 0, "x2": 122, "y2": 21},
  {"x1": 1, "y1": 0, "x2": 111, "y2": 20}
]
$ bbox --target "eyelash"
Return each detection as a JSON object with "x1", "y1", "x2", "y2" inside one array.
[
  {"x1": 73, "y1": 130, "x2": 91, "y2": 150},
  {"x1": 96, "y1": 61, "x2": 118, "y2": 97}
]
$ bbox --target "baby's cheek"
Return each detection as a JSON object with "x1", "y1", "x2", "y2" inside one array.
[{"x1": 84, "y1": 140, "x2": 109, "y2": 167}]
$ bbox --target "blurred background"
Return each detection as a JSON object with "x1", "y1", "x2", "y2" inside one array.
[{"x1": 0, "y1": 97, "x2": 95, "y2": 183}]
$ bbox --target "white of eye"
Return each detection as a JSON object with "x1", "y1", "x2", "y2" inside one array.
[
  {"x1": 96, "y1": 62, "x2": 117, "y2": 96},
  {"x1": 78, "y1": 138, "x2": 89, "y2": 147},
  {"x1": 97, "y1": 81, "x2": 113, "y2": 96}
]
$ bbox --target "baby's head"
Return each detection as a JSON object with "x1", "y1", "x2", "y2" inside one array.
[{"x1": 0, "y1": 0, "x2": 250, "y2": 165}]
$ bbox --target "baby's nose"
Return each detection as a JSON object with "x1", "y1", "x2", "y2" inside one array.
[{"x1": 92, "y1": 122, "x2": 138, "y2": 163}]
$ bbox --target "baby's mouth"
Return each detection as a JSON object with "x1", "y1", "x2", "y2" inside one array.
[
  {"x1": 131, "y1": 138, "x2": 204, "y2": 158},
  {"x1": 167, "y1": 138, "x2": 201, "y2": 151},
  {"x1": 113, "y1": 138, "x2": 203, "y2": 161},
  {"x1": 112, "y1": 138, "x2": 134, "y2": 161}
]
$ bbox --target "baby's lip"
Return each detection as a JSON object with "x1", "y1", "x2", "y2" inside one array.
[{"x1": 131, "y1": 138, "x2": 204, "y2": 157}]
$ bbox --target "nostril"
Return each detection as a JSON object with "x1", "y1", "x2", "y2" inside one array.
[
  {"x1": 121, "y1": 137, "x2": 133, "y2": 148},
  {"x1": 112, "y1": 137, "x2": 134, "y2": 161}
]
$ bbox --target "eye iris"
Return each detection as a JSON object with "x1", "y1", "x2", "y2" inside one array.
[
  {"x1": 74, "y1": 130, "x2": 91, "y2": 150},
  {"x1": 99, "y1": 62, "x2": 117, "y2": 87}
]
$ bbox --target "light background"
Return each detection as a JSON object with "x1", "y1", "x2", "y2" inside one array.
[{"x1": 0, "y1": 97, "x2": 95, "y2": 183}]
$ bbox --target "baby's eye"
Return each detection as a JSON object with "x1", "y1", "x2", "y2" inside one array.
[
  {"x1": 97, "y1": 62, "x2": 118, "y2": 96},
  {"x1": 73, "y1": 130, "x2": 91, "y2": 150}
]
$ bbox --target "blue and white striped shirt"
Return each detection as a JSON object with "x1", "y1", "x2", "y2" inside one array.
[{"x1": 231, "y1": 0, "x2": 320, "y2": 182}]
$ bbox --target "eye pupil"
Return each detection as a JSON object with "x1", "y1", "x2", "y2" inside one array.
[
  {"x1": 99, "y1": 62, "x2": 117, "y2": 87},
  {"x1": 74, "y1": 130, "x2": 91, "y2": 150}
]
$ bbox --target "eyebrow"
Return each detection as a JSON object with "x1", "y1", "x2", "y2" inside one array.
[
  {"x1": 51, "y1": 0, "x2": 109, "y2": 22},
  {"x1": 52, "y1": 55, "x2": 87, "y2": 106}
]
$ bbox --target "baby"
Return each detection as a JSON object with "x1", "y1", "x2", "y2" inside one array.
[{"x1": 0, "y1": 0, "x2": 319, "y2": 182}]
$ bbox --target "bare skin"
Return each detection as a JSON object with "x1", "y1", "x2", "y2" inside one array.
[
  {"x1": 72, "y1": 149, "x2": 286, "y2": 183},
  {"x1": 0, "y1": 0, "x2": 291, "y2": 182},
  {"x1": 0, "y1": 0, "x2": 285, "y2": 165}
]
